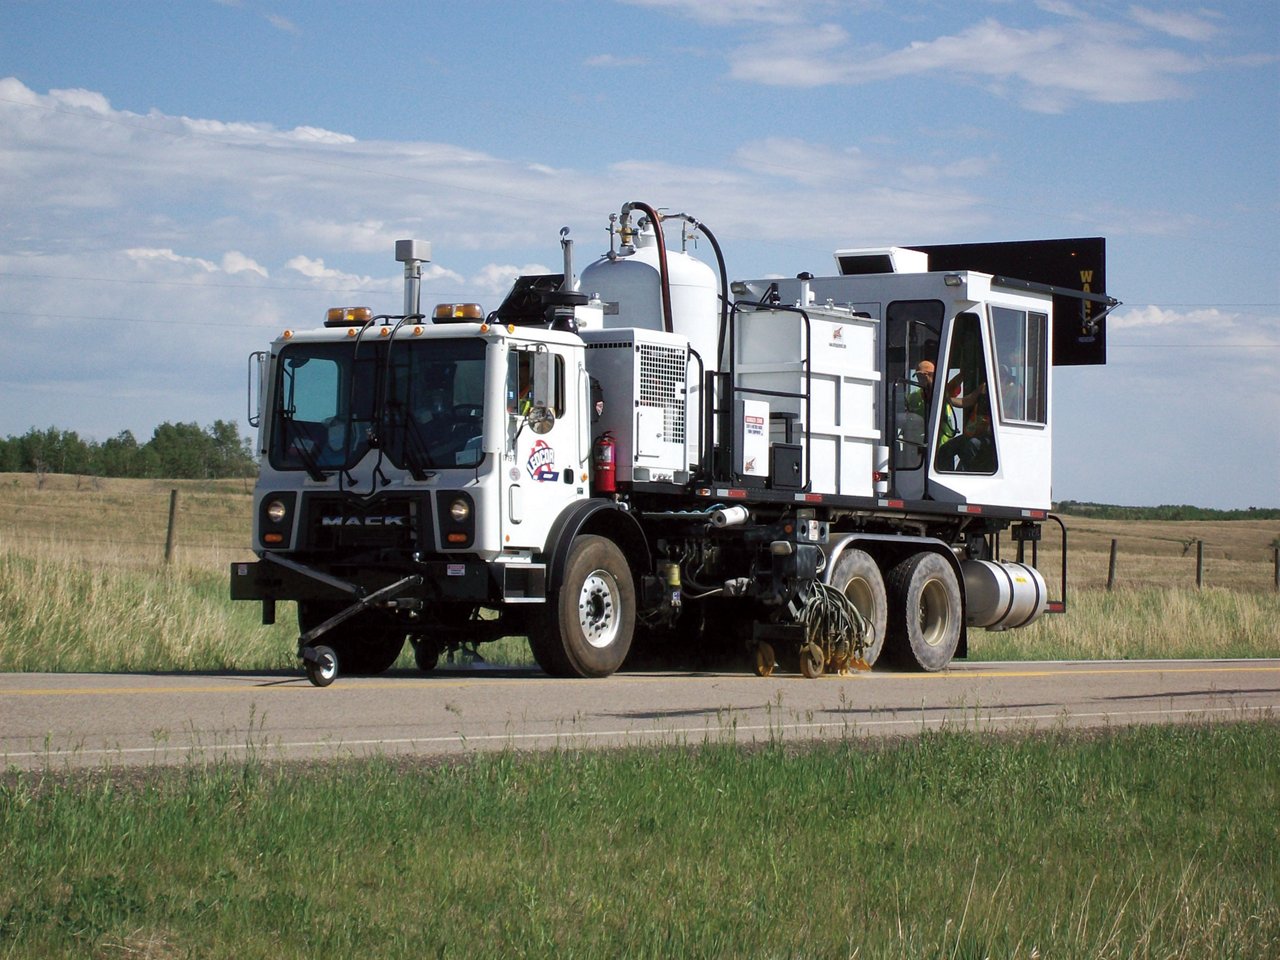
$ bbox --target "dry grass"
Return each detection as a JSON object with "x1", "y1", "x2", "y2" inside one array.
[
  {"x1": 0, "y1": 472, "x2": 1277, "y2": 673},
  {"x1": 1054, "y1": 513, "x2": 1280, "y2": 592},
  {"x1": 0, "y1": 473, "x2": 290, "y2": 672},
  {"x1": 0, "y1": 472, "x2": 255, "y2": 570}
]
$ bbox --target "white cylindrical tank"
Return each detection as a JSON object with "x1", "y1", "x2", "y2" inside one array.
[
  {"x1": 580, "y1": 224, "x2": 721, "y2": 372},
  {"x1": 962, "y1": 560, "x2": 1049, "y2": 630}
]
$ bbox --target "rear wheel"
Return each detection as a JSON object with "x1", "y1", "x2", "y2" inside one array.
[
  {"x1": 885, "y1": 552, "x2": 962, "y2": 672},
  {"x1": 528, "y1": 535, "x2": 635, "y2": 678},
  {"x1": 298, "y1": 602, "x2": 406, "y2": 676},
  {"x1": 828, "y1": 548, "x2": 888, "y2": 666}
]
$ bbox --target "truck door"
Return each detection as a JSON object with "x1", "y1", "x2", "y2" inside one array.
[
  {"x1": 883, "y1": 300, "x2": 944, "y2": 500},
  {"x1": 502, "y1": 344, "x2": 587, "y2": 550}
]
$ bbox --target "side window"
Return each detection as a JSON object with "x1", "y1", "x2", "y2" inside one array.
[
  {"x1": 990, "y1": 307, "x2": 1048, "y2": 424},
  {"x1": 885, "y1": 300, "x2": 944, "y2": 471},
  {"x1": 506, "y1": 348, "x2": 562, "y2": 424},
  {"x1": 934, "y1": 313, "x2": 997, "y2": 475},
  {"x1": 508, "y1": 351, "x2": 533, "y2": 415}
]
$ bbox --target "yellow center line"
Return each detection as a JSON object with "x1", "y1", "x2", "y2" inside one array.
[{"x1": 0, "y1": 662, "x2": 1277, "y2": 697}]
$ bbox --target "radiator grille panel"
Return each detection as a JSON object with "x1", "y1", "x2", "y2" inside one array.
[{"x1": 638, "y1": 343, "x2": 687, "y2": 443}]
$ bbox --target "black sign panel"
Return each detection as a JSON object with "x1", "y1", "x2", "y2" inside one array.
[{"x1": 908, "y1": 238, "x2": 1108, "y2": 365}]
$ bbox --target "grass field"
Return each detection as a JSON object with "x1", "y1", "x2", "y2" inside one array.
[
  {"x1": 0, "y1": 472, "x2": 1277, "y2": 672},
  {"x1": 2, "y1": 478, "x2": 1277, "y2": 959},
  {"x1": 2, "y1": 722, "x2": 1277, "y2": 958}
]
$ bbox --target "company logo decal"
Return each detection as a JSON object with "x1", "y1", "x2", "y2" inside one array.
[
  {"x1": 830, "y1": 325, "x2": 846, "y2": 349},
  {"x1": 526, "y1": 439, "x2": 558, "y2": 482}
]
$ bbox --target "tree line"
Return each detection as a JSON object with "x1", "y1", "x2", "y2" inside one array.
[
  {"x1": 1056, "y1": 500, "x2": 1280, "y2": 521},
  {"x1": 0, "y1": 422, "x2": 256, "y2": 480}
]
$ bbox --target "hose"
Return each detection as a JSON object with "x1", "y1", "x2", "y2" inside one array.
[
  {"x1": 676, "y1": 215, "x2": 730, "y2": 368},
  {"x1": 797, "y1": 581, "x2": 869, "y2": 662},
  {"x1": 622, "y1": 201, "x2": 673, "y2": 333}
]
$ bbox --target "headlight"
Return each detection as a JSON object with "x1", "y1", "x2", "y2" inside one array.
[
  {"x1": 449, "y1": 498, "x2": 470, "y2": 522},
  {"x1": 266, "y1": 499, "x2": 288, "y2": 523}
]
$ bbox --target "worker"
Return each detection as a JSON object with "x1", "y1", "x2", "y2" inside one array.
[
  {"x1": 907, "y1": 360, "x2": 957, "y2": 445},
  {"x1": 937, "y1": 394, "x2": 995, "y2": 472}
]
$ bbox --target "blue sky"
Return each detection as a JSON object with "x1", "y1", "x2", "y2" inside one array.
[{"x1": 1, "y1": 0, "x2": 1276, "y2": 507}]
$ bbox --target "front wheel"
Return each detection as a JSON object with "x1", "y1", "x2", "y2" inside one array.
[
  {"x1": 304, "y1": 645, "x2": 339, "y2": 687},
  {"x1": 885, "y1": 552, "x2": 962, "y2": 672},
  {"x1": 528, "y1": 535, "x2": 635, "y2": 678},
  {"x1": 297, "y1": 602, "x2": 405, "y2": 676}
]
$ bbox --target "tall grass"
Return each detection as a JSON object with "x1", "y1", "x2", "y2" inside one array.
[
  {"x1": 0, "y1": 472, "x2": 1276, "y2": 673},
  {"x1": 972, "y1": 585, "x2": 1280, "y2": 662},
  {"x1": 2, "y1": 722, "x2": 1276, "y2": 958},
  {"x1": 0, "y1": 546, "x2": 298, "y2": 672}
]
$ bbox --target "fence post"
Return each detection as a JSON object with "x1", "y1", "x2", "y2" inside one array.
[
  {"x1": 1195, "y1": 539, "x2": 1204, "y2": 589},
  {"x1": 1274, "y1": 546, "x2": 1279, "y2": 592},
  {"x1": 1107, "y1": 539, "x2": 1118, "y2": 591},
  {"x1": 164, "y1": 489, "x2": 179, "y2": 564}
]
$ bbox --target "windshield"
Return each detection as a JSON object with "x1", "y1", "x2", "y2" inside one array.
[{"x1": 270, "y1": 337, "x2": 487, "y2": 474}]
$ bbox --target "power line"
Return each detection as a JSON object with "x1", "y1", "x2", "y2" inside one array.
[{"x1": 0, "y1": 269, "x2": 387, "y2": 295}]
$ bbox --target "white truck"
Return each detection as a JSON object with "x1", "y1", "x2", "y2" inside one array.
[{"x1": 230, "y1": 202, "x2": 1117, "y2": 685}]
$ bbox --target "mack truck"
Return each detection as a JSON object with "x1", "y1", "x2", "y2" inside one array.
[{"x1": 230, "y1": 201, "x2": 1117, "y2": 686}]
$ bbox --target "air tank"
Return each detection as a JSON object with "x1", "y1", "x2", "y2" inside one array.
[
  {"x1": 962, "y1": 560, "x2": 1049, "y2": 631},
  {"x1": 579, "y1": 223, "x2": 721, "y2": 372}
]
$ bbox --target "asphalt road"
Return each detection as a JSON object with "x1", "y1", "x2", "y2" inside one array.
[{"x1": 2, "y1": 659, "x2": 1277, "y2": 771}]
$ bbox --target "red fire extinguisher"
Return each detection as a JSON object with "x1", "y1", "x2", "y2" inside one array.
[{"x1": 592, "y1": 431, "x2": 616, "y2": 493}]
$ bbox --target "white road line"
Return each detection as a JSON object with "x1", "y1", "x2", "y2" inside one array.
[{"x1": 4, "y1": 703, "x2": 1274, "y2": 762}]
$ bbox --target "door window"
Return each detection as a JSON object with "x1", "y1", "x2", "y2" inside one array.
[
  {"x1": 934, "y1": 312, "x2": 998, "y2": 474},
  {"x1": 885, "y1": 300, "x2": 944, "y2": 471}
]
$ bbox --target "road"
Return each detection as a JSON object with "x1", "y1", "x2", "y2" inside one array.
[{"x1": 2, "y1": 659, "x2": 1277, "y2": 771}]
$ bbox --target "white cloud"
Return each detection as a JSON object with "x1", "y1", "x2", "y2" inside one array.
[
  {"x1": 283, "y1": 255, "x2": 374, "y2": 286},
  {"x1": 47, "y1": 86, "x2": 114, "y2": 115},
  {"x1": 470, "y1": 263, "x2": 556, "y2": 299},
  {"x1": 265, "y1": 13, "x2": 300, "y2": 34},
  {"x1": 620, "y1": 0, "x2": 837, "y2": 26},
  {"x1": 726, "y1": 11, "x2": 1209, "y2": 111},
  {"x1": 222, "y1": 251, "x2": 269, "y2": 278},
  {"x1": 1111, "y1": 303, "x2": 1280, "y2": 345},
  {"x1": 1127, "y1": 5, "x2": 1222, "y2": 42},
  {"x1": 125, "y1": 248, "x2": 218, "y2": 272}
]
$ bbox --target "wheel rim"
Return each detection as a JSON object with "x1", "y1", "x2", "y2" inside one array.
[
  {"x1": 918, "y1": 579, "x2": 953, "y2": 648},
  {"x1": 316, "y1": 651, "x2": 337, "y2": 681},
  {"x1": 306, "y1": 647, "x2": 337, "y2": 685},
  {"x1": 577, "y1": 568, "x2": 620, "y2": 649}
]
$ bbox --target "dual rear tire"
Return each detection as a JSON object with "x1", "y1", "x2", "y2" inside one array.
[
  {"x1": 829, "y1": 547, "x2": 963, "y2": 673},
  {"x1": 884, "y1": 552, "x2": 963, "y2": 672}
]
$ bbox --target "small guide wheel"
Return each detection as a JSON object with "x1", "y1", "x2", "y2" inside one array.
[
  {"x1": 799, "y1": 642, "x2": 825, "y2": 679},
  {"x1": 754, "y1": 641, "x2": 776, "y2": 678},
  {"x1": 303, "y1": 644, "x2": 339, "y2": 687}
]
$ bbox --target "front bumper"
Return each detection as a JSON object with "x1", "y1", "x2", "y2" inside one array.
[{"x1": 229, "y1": 553, "x2": 546, "y2": 606}]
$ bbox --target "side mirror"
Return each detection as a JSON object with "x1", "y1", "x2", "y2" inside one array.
[{"x1": 526, "y1": 406, "x2": 556, "y2": 435}]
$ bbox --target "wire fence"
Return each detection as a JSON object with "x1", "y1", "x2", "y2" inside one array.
[
  {"x1": 1, "y1": 476, "x2": 1278, "y2": 591},
  {"x1": 0, "y1": 480, "x2": 252, "y2": 567}
]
